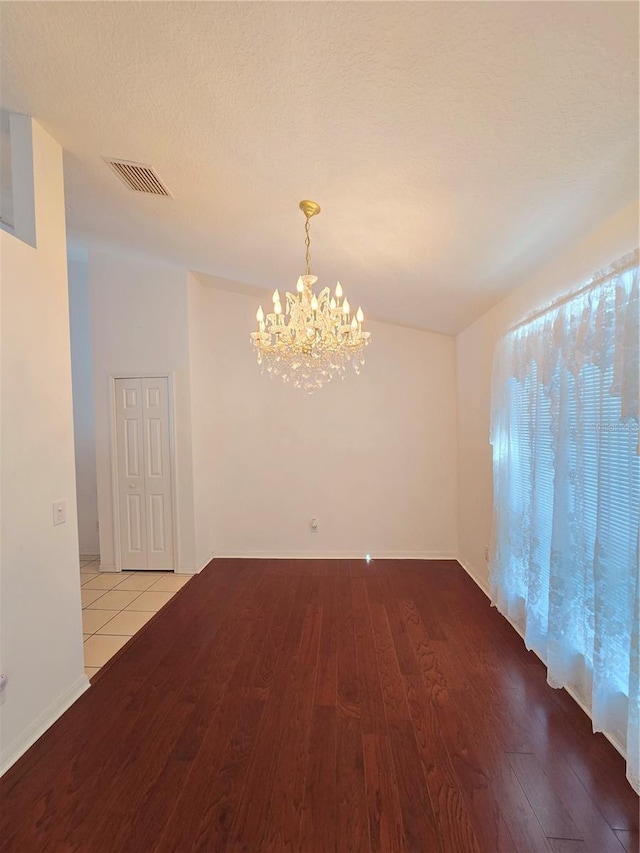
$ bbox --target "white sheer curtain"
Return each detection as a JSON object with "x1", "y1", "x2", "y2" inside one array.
[{"x1": 490, "y1": 251, "x2": 639, "y2": 793}]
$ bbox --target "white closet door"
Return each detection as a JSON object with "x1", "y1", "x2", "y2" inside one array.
[
  {"x1": 115, "y1": 378, "x2": 147, "y2": 569},
  {"x1": 114, "y1": 377, "x2": 174, "y2": 570},
  {"x1": 142, "y1": 377, "x2": 174, "y2": 569}
]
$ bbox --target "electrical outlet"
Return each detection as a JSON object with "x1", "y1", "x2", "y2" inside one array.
[
  {"x1": 53, "y1": 501, "x2": 66, "y2": 526},
  {"x1": 484, "y1": 544, "x2": 490, "y2": 563},
  {"x1": 0, "y1": 673, "x2": 7, "y2": 693},
  {"x1": 310, "y1": 518, "x2": 319, "y2": 532}
]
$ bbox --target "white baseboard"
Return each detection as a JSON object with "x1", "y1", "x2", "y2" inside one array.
[
  {"x1": 79, "y1": 553, "x2": 100, "y2": 560},
  {"x1": 210, "y1": 551, "x2": 457, "y2": 561},
  {"x1": 0, "y1": 674, "x2": 90, "y2": 777},
  {"x1": 560, "y1": 684, "x2": 627, "y2": 758},
  {"x1": 457, "y1": 555, "x2": 627, "y2": 762},
  {"x1": 194, "y1": 555, "x2": 216, "y2": 573},
  {"x1": 457, "y1": 555, "x2": 491, "y2": 596}
]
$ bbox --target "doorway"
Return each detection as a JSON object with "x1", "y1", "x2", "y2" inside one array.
[{"x1": 113, "y1": 376, "x2": 175, "y2": 571}]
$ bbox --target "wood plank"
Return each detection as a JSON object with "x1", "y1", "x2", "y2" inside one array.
[
  {"x1": 507, "y1": 752, "x2": 582, "y2": 841},
  {"x1": 336, "y1": 572, "x2": 360, "y2": 719},
  {"x1": 298, "y1": 601, "x2": 322, "y2": 666},
  {"x1": 367, "y1": 596, "x2": 411, "y2": 723},
  {"x1": 336, "y1": 715, "x2": 369, "y2": 852},
  {"x1": 351, "y1": 576, "x2": 387, "y2": 734},
  {"x1": 299, "y1": 705, "x2": 338, "y2": 853},
  {"x1": 314, "y1": 573, "x2": 338, "y2": 706},
  {"x1": 362, "y1": 733, "x2": 406, "y2": 853},
  {"x1": 375, "y1": 570, "x2": 416, "y2": 675},
  {"x1": 252, "y1": 573, "x2": 299, "y2": 699},
  {"x1": 262, "y1": 630, "x2": 319, "y2": 850},
  {"x1": 387, "y1": 719, "x2": 443, "y2": 852}
]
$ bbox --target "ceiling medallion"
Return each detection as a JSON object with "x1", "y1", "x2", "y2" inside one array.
[{"x1": 250, "y1": 200, "x2": 371, "y2": 392}]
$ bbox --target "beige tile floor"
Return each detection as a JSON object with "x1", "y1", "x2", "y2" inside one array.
[{"x1": 79, "y1": 558, "x2": 192, "y2": 679}]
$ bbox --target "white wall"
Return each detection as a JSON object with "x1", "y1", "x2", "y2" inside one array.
[
  {"x1": 89, "y1": 251, "x2": 195, "y2": 572},
  {"x1": 68, "y1": 259, "x2": 99, "y2": 555},
  {"x1": 0, "y1": 118, "x2": 86, "y2": 774},
  {"x1": 187, "y1": 274, "x2": 458, "y2": 561},
  {"x1": 456, "y1": 201, "x2": 639, "y2": 591}
]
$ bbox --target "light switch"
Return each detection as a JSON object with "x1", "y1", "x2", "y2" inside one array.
[{"x1": 53, "y1": 501, "x2": 66, "y2": 526}]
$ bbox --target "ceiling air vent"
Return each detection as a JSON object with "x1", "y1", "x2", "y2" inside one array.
[{"x1": 103, "y1": 158, "x2": 172, "y2": 197}]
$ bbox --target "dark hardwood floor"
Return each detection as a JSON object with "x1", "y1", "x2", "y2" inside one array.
[{"x1": 1, "y1": 559, "x2": 637, "y2": 852}]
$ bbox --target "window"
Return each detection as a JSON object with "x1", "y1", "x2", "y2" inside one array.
[{"x1": 490, "y1": 253, "x2": 639, "y2": 793}]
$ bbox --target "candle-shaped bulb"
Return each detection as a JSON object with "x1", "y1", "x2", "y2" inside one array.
[
  {"x1": 256, "y1": 306, "x2": 264, "y2": 322},
  {"x1": 330, "y1": 297, "x2": 337, "y2": 310},
  {"x1": 311, "y1": 294, "x2": 318, "y2": 311},
  {"x1": 274, "y1": 302, "x2": 282, "y2": 315},
  {"x1": 351, "y1": 317, "x2": 357, "y2": 330},
  {"x1": 335, "y1": 281, "x2": 343, "y2": 299},
  {"x1": 356, "y1": 307, "x2": 364, "y2": 323},
  {"x1": 343, "y1": 297, "x2": 350, "y2": 315},
  {"x1": 272, "y1": 289, "x2": 280, "y2": 304},
  {"x1": 296, "y1": 277, "x2": 304, "y2": 293}
]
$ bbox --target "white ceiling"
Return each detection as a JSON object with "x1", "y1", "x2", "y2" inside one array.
[{"x1": 0, "y1": 1, "x2": 637, "y2": 334}]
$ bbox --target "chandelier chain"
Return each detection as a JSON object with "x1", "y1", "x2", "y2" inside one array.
[{"x1": 304, "y1": 217, "x2": 311, "y2": 276}]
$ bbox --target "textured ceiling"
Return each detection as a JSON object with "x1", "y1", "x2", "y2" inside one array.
[{"x1": 0, "y1": 1, "x2": 637, "y2": 333}]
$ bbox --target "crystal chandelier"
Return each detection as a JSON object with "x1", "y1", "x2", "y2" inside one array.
[{"x1": 250, "y1": 200, "x2": 371, "y2": 392}]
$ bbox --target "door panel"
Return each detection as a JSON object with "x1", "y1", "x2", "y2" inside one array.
[
  {"x1": 126, "y1": 493, "x2": 144, "y2": 553},
  {"x1": 124, "y1": 417, "x2": 141, "y2": 477},
  {"x1": 146, "y1": 417, "x2": 163, "y2": 477},
  {"x1": 148, "y1": 493, "x2": 166, "y2": 552}
]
